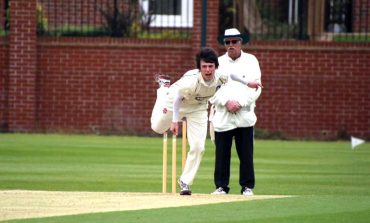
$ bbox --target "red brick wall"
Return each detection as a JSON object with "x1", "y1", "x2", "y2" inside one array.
[
  {"x1": 36, "y1": 38, "x2": 194, "y2": 134},
  {"x1": 1, "y1": 0, "x2": 369, "y2": 139},
  {"x1": 0, "y1": 0, "x2": 4, "y2": 31},
  {"x1": 243, "y1": 41, "x2": 370, "y2": 139},
  {"x1": 8, "y1": 0, "x2": 37, "y2": 132},
  {"x1": 0, "y1": 37, "x2": 8, "y2": 131},
  {"x1": 17, "y1": 39, "x2": 365, "y2": 139},
  {"x1": 206, "y1": 0, "x2": 219, "y2": 48},
  {"x1": 191, "y1": 0, "x2": 220, "y2": 50},
  {"x1": 191, "y1": 0, "x2": 202, "y2": 53}
]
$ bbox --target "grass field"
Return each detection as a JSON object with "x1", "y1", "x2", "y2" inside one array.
[{"x1": 0, "y1": 133, "x2": 369, "y2": 222}]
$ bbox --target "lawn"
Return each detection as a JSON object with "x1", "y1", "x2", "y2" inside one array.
[{"x1": 0, "y1": 133, "x2": 369, "y2": 222}]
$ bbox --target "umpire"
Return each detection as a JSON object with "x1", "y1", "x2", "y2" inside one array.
[{"x1": 210, "y1": 28, "x2": 262, "y2": 196}]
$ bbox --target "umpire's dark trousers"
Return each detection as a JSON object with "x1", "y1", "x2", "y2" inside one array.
[{"x1": 214, "y1": 126, "x2": 255, "y2": 193}]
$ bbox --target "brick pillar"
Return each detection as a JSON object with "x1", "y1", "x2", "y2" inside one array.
[
  {"x1": 206, "y1": 0, "x2": 219, "y2": 49},
  {"x1": 192, "y1": 1, "x2": 220, "y2": 52},
  {"x1": 0, "y1": 1, "x2": 4, "y2": 30},
  {"x1": 8, "y1": 0, "x2": 37, "y2": 132},
  {"x1": 192, "y1": 0, "x2": 202, "y2": 55}
]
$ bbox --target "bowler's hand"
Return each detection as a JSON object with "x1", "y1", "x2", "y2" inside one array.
[
  {"x1": 247, "y1": 81, "x2": 263, "y2": 89},
  {"x1": 170, "y1": 122, "x2": 179, "y2": 135},
  {"x1": 226, "y1": 100, "x2": 241, "y2": 113}
]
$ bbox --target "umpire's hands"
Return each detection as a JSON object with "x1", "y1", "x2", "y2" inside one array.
[
  {"x1": 226, "y1": 100, "x2": 241, "y2": 113},
  {"x1": 247, "y1": 81, "x2": 263, "y2": 89},
  {"x1": 170, "y1": 122, "x2": 179, "y2": 135}
]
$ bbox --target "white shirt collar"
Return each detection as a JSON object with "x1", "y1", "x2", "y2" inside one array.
[{"x1": 226, "y1": 50, "x2": 244, "y2": 62}]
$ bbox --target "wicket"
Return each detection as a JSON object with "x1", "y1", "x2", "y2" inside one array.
[{"x1": 162, "y1": 121, "x2": 187, "y2": 193}]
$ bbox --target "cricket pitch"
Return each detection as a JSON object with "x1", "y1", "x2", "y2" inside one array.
[{"x1": 0, "y1": 190, "x2": 290, "y2": 221}]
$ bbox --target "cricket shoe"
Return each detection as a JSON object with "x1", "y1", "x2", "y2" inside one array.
[
  {"x1": 242, "y1": 187, "x2": 254, "y2": 196},
  {"x1": 154, "y1": 74, "x2": 171, "y2": 88},
  {"x1": 178, "y1": 180, "x2": 191, "y2": 195},
  {"x1": 211, "y1": 187, "x2": 227, "y2": 195}
]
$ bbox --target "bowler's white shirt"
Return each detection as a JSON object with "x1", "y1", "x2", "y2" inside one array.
[{"x1": 166, "y1": 69, "x2": 227, "y2": 114}]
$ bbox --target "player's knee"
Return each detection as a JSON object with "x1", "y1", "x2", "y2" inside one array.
[
  {"x1": 190, "y1": 141, "x2": 205, "y2": 154},
  {"x1": 151, "y1": 124, "x2": 165, "y2": 134}
]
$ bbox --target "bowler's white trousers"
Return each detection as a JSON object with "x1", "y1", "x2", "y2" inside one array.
[{"x1": 151, "y1": 87, "x2": 208, "y2": 185}]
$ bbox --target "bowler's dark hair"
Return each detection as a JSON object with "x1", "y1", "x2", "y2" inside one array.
[{"x1": 195, "y1": 47, "x2": 219, "y2": 69}]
